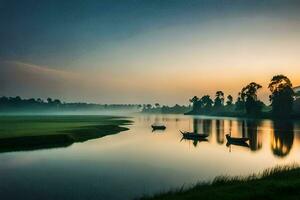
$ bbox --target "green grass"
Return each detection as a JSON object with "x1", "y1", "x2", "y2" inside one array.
[
  {"x1": 0, "y1": 115, "x2": 132, "y2": 152},
  {"x1": 0, "y1": 115, "x2": 131, "y2": 138},
  {"x1": 140, "y1": 164, "x2": 300, "y2": 200}
]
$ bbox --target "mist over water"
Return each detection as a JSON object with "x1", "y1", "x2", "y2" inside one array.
[
  {"x1": 0, "y1": 113, "x2": 300, "y2": 199},
  {"x1": 0, "y1": 109, "x2": 139, "y2": 116}
]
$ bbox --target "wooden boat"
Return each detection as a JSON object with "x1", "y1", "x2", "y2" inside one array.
[
  {"x1": 180, "y1": 131, "x2": 209, "y2": 139},
  {"x1": 151, "y1": 125, "x2": 166, "y2": 130},
  {"x1": 226, "y1": 134, "x2": 249, "y2": 143}
]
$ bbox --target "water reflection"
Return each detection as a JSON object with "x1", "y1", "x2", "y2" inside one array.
[
  {"x1": 180, "y1": 136, "x2": 208, "y2": 148},
  {"x1": 191, "y1": 119, "x2": 213, "y2": 136},
  {"x1": 182, "y1": 117, "x2": 298, "y2": 158},
  {"x1": 271, "y1": 121, "x2": 294, "y2": 157},
  {"x1": 193, "y1": 118, "x2": 200, "y2": 133},
  {"x1": 244, "y1": 120, "x2": 263, "y2": 151},
  {"x1": 192, "y1": 138, "x2": 208, "y2": 147},
  {"x1": 0, "y1": 115, "x2": 299, "y2": 159},
  {"x1": 203, "y1": 120, "x2": 212, "y2": 137},
  {"x1": 1, "y1": 114, "x2": 300, "y2": 200},
  {"x1": 216, "y1": 120, "x2": 224, "y2": 144}
]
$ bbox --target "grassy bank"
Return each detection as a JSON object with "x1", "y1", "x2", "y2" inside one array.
[
  {"x1": 140, "y1": 165, "x2": 300, "y2": 200},
  {"x1": 0, "y1": 115, "x2": 132, "y2": 152}
]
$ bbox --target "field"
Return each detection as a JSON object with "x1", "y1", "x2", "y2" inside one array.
[{"x1": 0, "y1": 115, "x2": 131, "y2": 152}]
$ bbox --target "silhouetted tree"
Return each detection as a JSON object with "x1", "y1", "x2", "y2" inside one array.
[
  {"x1": 214, "y1": 91, "x2": 224, "y2": 108},
  {"x1": 47, "y1": 98, "x2": 53, "y2": 104},
  {"x1": 161, "y1": 104, "x2": 190, "y2": 114},
  {"x1": 268, "y1": 75, "x2": 295, "y2": 117},
  {"x1": 241, "y1": 82, "x2": 263, "y2": 115},
  {"x1": 189, "y1": 96, "x2": 202, "y2": 112},
  {"x1": 37, "y1": 98, "x2": 43, "y2": 103},
  {"x1": 201, "y1": 95, "x2": 213, "y2": 112},
  {"x1": 0, "y1": 96, "x2": 141, "y2": 112},
  {"x1": 155, "y1": 103, "x2": 160, "y2": 108},
  {"x1": 53, "y1": 99, "x2": 61, "y2": 104},
  {"x1": 52, "y1": 99, "x2": 61, "y2": 109},
  {"x1": 235, "y1": 93, "x2": 245, "y2": 112},
  {"x1": 146, "y1": 104, "x2": 152, "y2": 109},
  {"x1": 226, "y1": 95, "x2": 233, "y2": 106}
]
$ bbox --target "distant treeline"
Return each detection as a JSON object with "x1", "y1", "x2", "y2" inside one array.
[
  {"x1": 142, "y1": 104, "x2": 191, "y2": 114},
  {"x1": 186, "y1": 75, "x2": 300, "y2": 118},
  {"x1": 0, "y1": 96, "x2": 141, "y2": 113}
]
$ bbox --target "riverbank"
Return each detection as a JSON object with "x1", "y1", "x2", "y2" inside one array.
[
  {"x1": 185, "y1": 111, "x2": 300, "y2": 120},
  {"x1": 0, "y1": 115, "x2": 132, "y2": 152},
  {"x1": 140, "y1": 165, "x2": 300, "y2": 200}
]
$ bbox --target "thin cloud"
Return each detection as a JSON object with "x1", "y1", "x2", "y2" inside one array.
[{"x1": 1, "y1": 60, "x2": 77, "y2": 78}]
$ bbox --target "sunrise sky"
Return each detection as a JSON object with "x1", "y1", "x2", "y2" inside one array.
[{"x1": 1, "y1": 0, "x2": 300, "y2": 104}]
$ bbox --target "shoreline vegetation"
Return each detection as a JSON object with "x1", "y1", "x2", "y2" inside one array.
[
  {"x1": 142, "y1": 74, "x2": 300, "y2": 119},
  {"x1": 140, "y1": 165, "x2": 300, "y2": 200},
  {"x1": 0, "y1": 115, "x2": 131, "y2": 153},
  {"x1": 0, "y1": 96, "x2": 141, "y2": 113}
]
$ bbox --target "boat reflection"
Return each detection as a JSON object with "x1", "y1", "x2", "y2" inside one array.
[
  {"x1": 226, "y1": 141, "x2": 250, "y2": 148},
  {"x1": 180, "y1": 136, "x2": 208, "y2": 147}
]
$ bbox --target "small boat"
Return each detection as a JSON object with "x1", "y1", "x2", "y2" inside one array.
[
  {"x1": 151, "y1": 125, "x2": 166, "y2": 130},
  {"x1": 180, "y1": 131, "x2": 209, "y2": 139},
  {"x1": 226, "y1": 134, "x2": 249, "y2": 143}
]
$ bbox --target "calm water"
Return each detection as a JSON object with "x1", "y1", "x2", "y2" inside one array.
[{"x1": 1, "y1": 114, "x2": 300, "y2": 200}]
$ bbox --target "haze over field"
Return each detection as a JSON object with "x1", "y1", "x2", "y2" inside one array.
[{"x1": 1, "y1": 0, "x2": 300, "y2": 104}]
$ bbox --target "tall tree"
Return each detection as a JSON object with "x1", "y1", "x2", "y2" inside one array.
[
  {"x1": 241, "y1": 82, "x2": 263, "y2": 115},
  {"x1": 47, "y1": 98, "x2": 53, "y2": 104},
  {"x1": 53, "y1": 99, "x2": 61, "y2": 105},
  {"x1": 268, "y1": 75, "x2": 295, "y2": 117},
  {"x1": 226, "y1": 95, "x2": 233, "y2": 106},
  {"x1": 189, "y1": 96, "x2": 202, "y2": 112},
  {"x1": 146, "y1": 104, "x2": 152, "y2": 110},
  {"x1": 189, "y1": 96, "x2": 199, "y2": 105},
  {"x1": 235, "y1": 93, "x2": 245, "y2": 111},
  {"x1": 214, "y1": 91, "x2": 224, "y2": 108},
  {"x1": 201, "y1": 95, "x2": 213, "y2": 112}
]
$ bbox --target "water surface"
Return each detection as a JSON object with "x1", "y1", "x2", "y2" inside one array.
[{"x1": 1, "y1": 114, "x2": 300, "y2": 200}]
